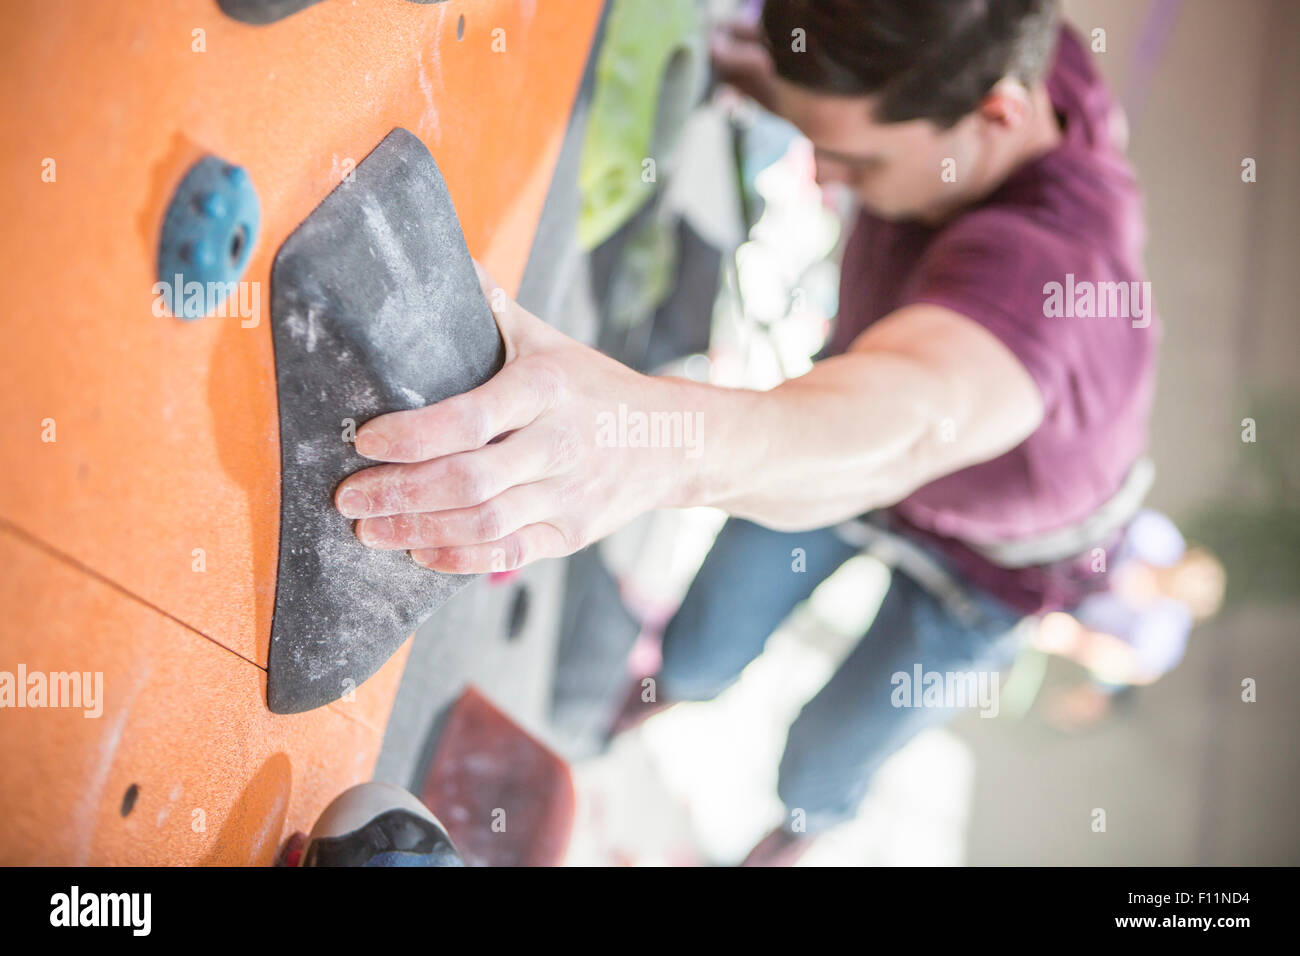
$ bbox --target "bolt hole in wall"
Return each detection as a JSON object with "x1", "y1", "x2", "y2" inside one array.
[
  {"x1": 228, "y1": 224, "x2": 247, "y2": 268},
  {"x1": 120, "y1": 784, "x2": 139, "y2": 817},
  {"x1": 506, "y1": 585, "x2": 530, "y2": 641}
]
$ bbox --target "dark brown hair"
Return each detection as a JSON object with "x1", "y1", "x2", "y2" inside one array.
[{"x1": 763, "y1": 0, "x2": 1061, "y2": 127}]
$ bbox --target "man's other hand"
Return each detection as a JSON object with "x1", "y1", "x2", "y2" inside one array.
[{"x1": 710, "y1": 12, "x2": 777, "y2": 111}]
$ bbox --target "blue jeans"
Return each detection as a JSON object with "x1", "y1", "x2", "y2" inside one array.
[{"x1": 658, "y1": 518, "x2": 1026, "y2": 834}]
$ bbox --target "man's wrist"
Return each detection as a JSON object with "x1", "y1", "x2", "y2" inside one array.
[{"x1": 651, "y1": 376, "x2": 769, "y2": 512}]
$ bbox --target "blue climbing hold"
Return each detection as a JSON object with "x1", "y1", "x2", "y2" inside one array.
[{"x1": 157, "y1": 157, "x2": 260, "y2": 320}]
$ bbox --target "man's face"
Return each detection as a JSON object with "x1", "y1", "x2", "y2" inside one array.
[{"x1": 772, "y1": 78, "x2": 984, "y2": 222}]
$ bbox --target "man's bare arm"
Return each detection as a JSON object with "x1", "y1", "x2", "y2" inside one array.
[
  {"x1": 694, "y1": 303, "x2": 1045, "y2": 529},
  {"x1": 336, "y1": 268, "x2": 1043, "y2": 572}
]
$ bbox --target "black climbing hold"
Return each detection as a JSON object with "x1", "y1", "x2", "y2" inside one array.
[
  {"x1": 266, "y1": 128, "x2": 504, "y2": 715},
  {"x1": 216, "y1": 0, "x2": 326, "y2": 25}
]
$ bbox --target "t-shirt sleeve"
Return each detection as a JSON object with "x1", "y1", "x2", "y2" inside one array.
[
  {"x1": 1124, "y1": 509, "x2": 1186, "y2": 567},
  {"x1": 1074, "y1": 592, "x2": 1192, "y2": 680},
  {"x1": 899, "y1": 212, "x2": 1077, "y2": 412},
  {"x1": 1130, "y1": 600, "x2": 1193, "y2": 678},
  {"x1": 1073, "y1": 590, "x2": 1135, "y2": 640}
]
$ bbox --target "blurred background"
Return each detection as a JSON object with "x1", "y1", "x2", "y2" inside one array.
[{"x1": 556, "y1": 0, "x2": 1300, "y2": 865}]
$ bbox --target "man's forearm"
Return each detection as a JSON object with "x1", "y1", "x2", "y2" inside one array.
[
  {"x1": 659, "y1": 349, "x2": 951, "y2": 530},
  {"x1": 340, "y1": 281, "x2": 1041, "y2": 573},
  {"x1": 657, "y1": 304, "x2": 1045, "y2": 532}
]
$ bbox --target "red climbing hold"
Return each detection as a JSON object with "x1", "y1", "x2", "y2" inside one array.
[{"x1": 420, "y1": 686, "x2": 575, "y2": 867}]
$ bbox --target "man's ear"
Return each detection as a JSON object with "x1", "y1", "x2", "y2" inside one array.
[{"x1": 978, "y1": 77, "x2": 1032, "y2": 127}]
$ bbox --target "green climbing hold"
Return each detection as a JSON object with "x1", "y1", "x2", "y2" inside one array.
[{"x1": 577, "y1": 0, "x2": 705, "y2": 250}]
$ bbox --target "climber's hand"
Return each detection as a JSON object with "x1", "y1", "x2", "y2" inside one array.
[
  {"x1": 334, "y1": 261, "x2": 693, "y2": 573},
  {"x1": 710, "y1": 10, "x2": 778, "y2": 112}
]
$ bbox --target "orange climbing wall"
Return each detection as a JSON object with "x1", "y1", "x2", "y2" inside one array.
[
  {"x1": 0, "y1": 0, "x2": 604, "y2": 864},
  {"x1": 0, "y1": 526, "x2": 400, "y2": 865}
]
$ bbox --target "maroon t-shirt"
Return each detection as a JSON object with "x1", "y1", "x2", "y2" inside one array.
[{"x1": 833, "y1": 26, "x2": 1159, "y2": 614}]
